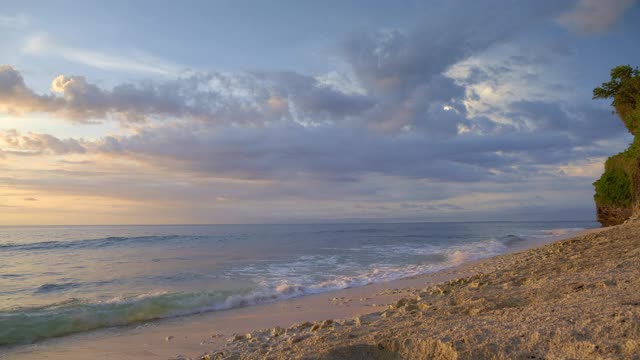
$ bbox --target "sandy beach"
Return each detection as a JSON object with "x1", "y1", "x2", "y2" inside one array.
[
  {"x1": 5, "y1": 224, "x2": 636, "y2": 359},
  {"x1": 203, "y1": 222, "x2": 638, "y2": 360}
]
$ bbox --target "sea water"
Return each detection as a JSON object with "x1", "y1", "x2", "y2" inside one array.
[{"x1": 0, "y1": 221, "x2": 595, "y2": 346}]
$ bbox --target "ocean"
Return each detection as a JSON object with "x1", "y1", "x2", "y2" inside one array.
[{"x1": 0, "y1": 221, "x2": 596, "y2": 346}]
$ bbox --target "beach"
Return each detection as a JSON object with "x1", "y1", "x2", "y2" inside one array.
[
  {"x1": 208, "y1": 223, "x2": 638, "y2": 359},
  {"x1": 5, "y1": 222, "x2": 638, "y2": 359}
]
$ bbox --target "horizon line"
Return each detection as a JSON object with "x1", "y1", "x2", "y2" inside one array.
[{"x1": 0, "y1": 219, "x2": 598, "y2": 227}]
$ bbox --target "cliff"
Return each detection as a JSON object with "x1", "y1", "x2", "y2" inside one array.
[
  {"x1": 593, "y1": 66, "x2": 640, "y2": 226},
  {"x1": 594, "y1": 137, "x2": 639, "y2": 226}
]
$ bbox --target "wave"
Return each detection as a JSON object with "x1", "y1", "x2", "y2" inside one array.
[
  {"x1": 499, "y1": 234, "x2": 525, "y2": 246},
  {"x1": 0, "y1": 283, "x2": 346, "y2": 346},
  {"x1": 0, "y1": 235, "x2": 207, "y2": 252},
  {"x1": 35, "y1": 282, "x2": 82, "y2": 294},
  {"x1": 310, "y1": 228, "x2": 392, "y2": 234},
  {"x1": 0, "y1": 237, "x2": 506, "y2": 346},
  {"x1": 0, "y1": 274, "x2": 24, "y2": 279},
  {"x1": 0, "y1": 228, "x2": 586, "y2": 346},
  {"x1": 496, "y1": 227, "x2": 584, "y2": 247}
]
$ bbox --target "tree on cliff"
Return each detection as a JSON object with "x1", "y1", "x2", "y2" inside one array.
[
  {"x1": 592, "y1": 65, "x2": 640, "y2": 226},
  {"x1": 593, "y1": 65, "x2": 640, "y2": 134}
]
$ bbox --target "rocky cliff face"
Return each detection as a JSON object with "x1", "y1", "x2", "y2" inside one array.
[{"x1": 596, "y1": 203, "x2": 634, "y2": 227}]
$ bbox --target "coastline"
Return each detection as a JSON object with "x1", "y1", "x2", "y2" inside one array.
[{"x1": 0, "y1": 226, "x2": 607, "y2": 360}]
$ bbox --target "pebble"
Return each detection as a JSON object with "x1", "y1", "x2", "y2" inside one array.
[
  {"x1": 170, "y1": 355, "x2": 191, "y2": 360},
  {"x1": 321, "y1": 319, "x2": 334, "y2": 328},
  {"x1": 289, "y1": 335, "x2": 307, "y2": 344},
  {"x1": 270, "y1": 327, "x2": 285, "y2": 337},
  {"x1": 354, "y1": 316, "x2": 362, "y2": 327},
  {"x1": 228, "y1": 334, "x2": 244, "y2": 342}
]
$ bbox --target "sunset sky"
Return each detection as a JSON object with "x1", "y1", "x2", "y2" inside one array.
[{"x1": 1, "y1": 0, "x2": 639, "y2": 225}]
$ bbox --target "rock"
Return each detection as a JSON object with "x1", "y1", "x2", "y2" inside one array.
[
  {"x1": 270, "y1": 327, "x2": 285, "y2": 337},
  {"x1": 289, "y1": 335, "x2": 308, "y2": 344},
  {"x1": 354, "y1": 316, "x2": 362, "y2": 327},
  {"x1": 429, "y1": 286, "x2": 446, "y2": 295},
  {"x1": 405, "y1": 303, "x2": 420, "y2": 312},
  {"x1": 396, "y1": 298, "x2": 408, "y2": 308},
  {"x1": 596, "y1": 204, "x2": 634, "y2": 227},
  {"x1": 227, "y1": 334, "x2": 245, "y2": 342},
  {"x1": 298, "y1": 321, "x2": 313, "y2": 329},
  {"x1": 342, "y1": 319, "x2": 355, "y2": 326},
  {"x1": 170, "y1": 355, "x2": 191, "y2": 360},
  {"x1": 206, "y1": 352, "x2": 224, "y2": 360}
]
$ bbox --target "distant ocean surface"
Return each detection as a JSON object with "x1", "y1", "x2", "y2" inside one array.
[{"x1": 0, "y1": 221, "x2": 596, "y2": 346}]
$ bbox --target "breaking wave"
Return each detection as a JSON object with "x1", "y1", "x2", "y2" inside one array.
[{"x1": 0, "y1": 237, "x2": 505, "y2": 346}]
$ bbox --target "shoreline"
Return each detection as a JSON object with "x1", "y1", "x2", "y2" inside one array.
[{"x1": 0, "y1": 226, "x2": 604, "y2": 360}]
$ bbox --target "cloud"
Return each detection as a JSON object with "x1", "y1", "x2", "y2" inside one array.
[
  {"x1": 0, "y1": 65, "x2": 376, "y2": 125},
  {"x1": 507, "y1": 100, "x2": 627, "y2": 142},
  {"x1": 0, "y1": 111, "x2": 611, "y2": 187},
  {"x1": 336, "y1": 1, "x2": 575, "y2": 133},
  {"x1": 3, "y1": 2, "x2": 577, "y2": 131},
  {"x1": 0, "y1": 129, "x2": 86, "y2": 155},
  {"x1": 558, "y1": 0, "x2": 636, "y2": 33},
  {"x1": 255, "y1": 71, "x2": 375, "y2": 123},
  {"x1": 558, "y1": 157, "x2": 607, "y2": 178},
  {"x1": 445, "y1": 41, "x2": 579, "y2": 127},
  {"x1": 0, "y1": 65, "x2": 61, "y2": 114},
  {"x1": 23, "y1": 34, "x2": 180, "y2": 76}
]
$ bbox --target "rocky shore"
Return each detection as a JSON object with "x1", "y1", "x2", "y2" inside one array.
[{"x1": 200, "y1": 222, "x2": 640, "y2": 359}]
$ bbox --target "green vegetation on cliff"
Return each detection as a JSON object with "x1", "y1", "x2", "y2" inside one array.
[
  {"x1": 592, "y1": 65, "x2": 640, "y2": 225},
  {"x1": 593, "y1": 65, "x2": 640, "y2": 134},
  {"x1": 594, "y1": 136, "x2": 639, "y2": 207}
]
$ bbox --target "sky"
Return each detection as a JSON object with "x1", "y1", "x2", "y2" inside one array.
[{"x1": 0, "y1": 0, "x2": 639, "y2": 225}]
